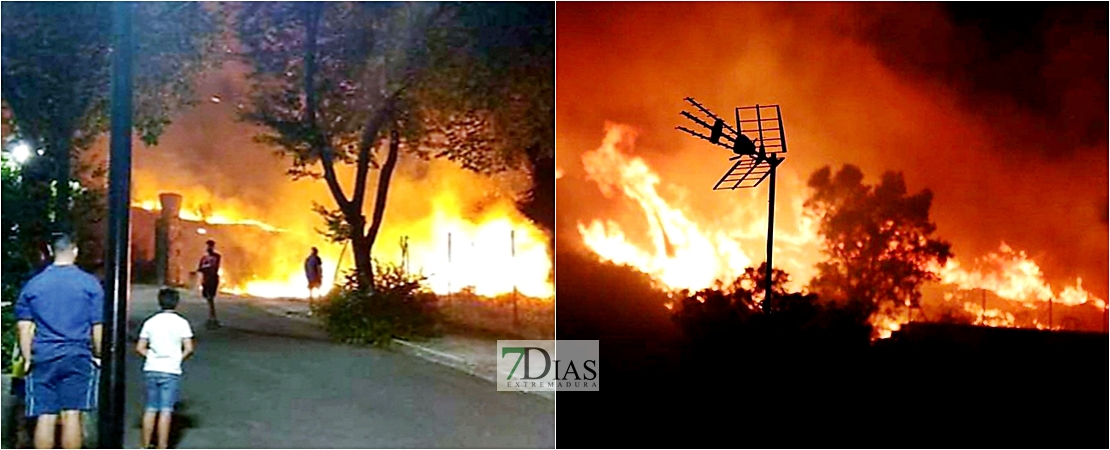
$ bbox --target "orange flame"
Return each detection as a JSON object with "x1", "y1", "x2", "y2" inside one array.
[
  {"x1": 936, "y1": 243, "x2": 1106, "y2": 309},
  {"x1": 573, "y1": 124, "x2": 1105, "y2": 336},
  {"x1": 133, "y1": 159, "x2": 553, "y2": 301}
]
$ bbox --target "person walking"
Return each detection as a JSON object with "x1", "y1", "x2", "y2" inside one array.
[
  {"x1": 136, "y1": 288, "x2": 195, "y2": 449},
  {"x1": 14, "y1": 233, "x2": 104, "y2": 449},
  {"x1": 192, "y1": 240, "x2": 222, "y2": 329},
  {"x1": 304, "y1": 247, "x2": 323, "y2": 303}
]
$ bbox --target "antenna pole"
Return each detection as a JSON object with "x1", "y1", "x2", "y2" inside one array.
[
  {"x1": 680, "y1": 100, "x2": 788, "y2": 311},
  {"x1": 764, "y1": 154, "x2": 778, "y2": 310}
]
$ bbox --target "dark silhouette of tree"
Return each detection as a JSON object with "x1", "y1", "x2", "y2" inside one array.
[
  {"x1": 670, "y1": 263, "x2": 872, "y2": 362},
  {"x1": 804, "y1": 165, "x2": 953, "y2": 327},
  {"x1": 236, "y1": 2, "x2": 552, "y2": 289},
  {"x1": 1, "y1": 2, "x2": 221, "y2": 232}
]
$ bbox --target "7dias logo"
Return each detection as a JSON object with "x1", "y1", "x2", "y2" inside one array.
[{"x1": 497, "y1": 340, "x2": 599, "y2": 392}]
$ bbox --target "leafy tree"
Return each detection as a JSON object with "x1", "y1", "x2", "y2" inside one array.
[
  {"x1": 804, "y1": 165, "x2": 953, "y2": 327},
  {"x1": 1, "y1": 2, "x2": 221, "y2": 232},
  {"x1": 449, "y1": 3, "x2": 553, "y2": 231},
  {"x1": 460, "y1": 2, "x2": 554, "y2": 265},
  {"x1": 237, "y1": 2, "x2": 553, "y2": 289}
]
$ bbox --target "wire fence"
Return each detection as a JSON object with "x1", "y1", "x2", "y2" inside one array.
[{"x1": 435, "y1": 229, "x2": 554, "y2": 340}]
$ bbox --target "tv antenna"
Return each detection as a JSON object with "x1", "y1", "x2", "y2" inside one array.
[{"x1": 677, "y1": 97, "x2": 788, "y2": 309}]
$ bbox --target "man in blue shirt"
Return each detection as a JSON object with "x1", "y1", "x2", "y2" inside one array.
[{"x1": 15, "y1": 233, "x2": 104, "y2": 449}]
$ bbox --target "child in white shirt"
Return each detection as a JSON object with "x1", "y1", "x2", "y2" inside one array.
[{"x1": 136, "y1": 288, "x2": 195, "y2": 449}]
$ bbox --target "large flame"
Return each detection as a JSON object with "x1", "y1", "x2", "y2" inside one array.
[
  {"x1": 936, "y1": 243, "x2": 1106, "y2": 309},
  {"x1": 574, "y1": 124, "x2": 1105, "y2": 336},
  {"x1": 578, "y1": 123, "x2": 755, "y2": 291},
  {"x1": 132, "y1": 159, "x2": 554, "y2": 301},
  {"x1": 576, "y1": 123, "x2": 819, "y2": 294}
]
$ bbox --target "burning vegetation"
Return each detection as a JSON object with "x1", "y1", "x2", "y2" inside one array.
[
  {"x1": 128, "y1": 160, "x2": 554, "y2": 303},
  {"x1": 556, "y1": 2, "x2": 1107, "y2": 339},
  {"x1": 108, "y1": 2, "x2": 556, "y2": 309},
  {"x1": 571, "y1": 124, "x2": 1105, "y2": 338}
]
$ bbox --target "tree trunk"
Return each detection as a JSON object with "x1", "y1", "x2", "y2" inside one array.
[
  {"x1": 349, "y1": 231, "x2": 372, "y2": 291},
  {"x1": 364, "y1": 129, "x2": 401, "y2": 263}
]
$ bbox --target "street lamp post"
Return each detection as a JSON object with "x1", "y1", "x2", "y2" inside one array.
[{"x1": 98, "y1": 2, "x2": 133, "y2": 448}]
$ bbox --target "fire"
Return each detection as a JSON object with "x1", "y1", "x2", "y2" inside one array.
[
  {"x1": 576, "y1": 123, "x2": 821, "y2": 294},
  {"x1": 132, "y1": 160, "x2": 553, "y2": 301},
  {"x1": 573, "y1": 124, "x2": 1106, "y2": 336},
  {"x1": 576, "y1": 123, "x2": 756, "y2": 292},
  {"x1": 936, "y1": 243, "x2": 1106, "y2": 309},
  {"x1": 374, "y1": 187, "x2": 554, "y2": 299},
  {"x1": 133, "y1": 199, "x2": 285, "y2": 232}
]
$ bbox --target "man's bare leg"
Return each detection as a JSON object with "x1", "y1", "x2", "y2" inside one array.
[
  {"x1": 142, "y1": 410, "x2": 157, "y2": 448},
  {"x1": 33, "y1": 414, "x2": 57, "y2": 449},
  {"x1": 59, "y1": 410, "x2": 82, "y2": 449},
  {"x1": 156, "y1": 411, "x2": 173, "y2": 449}
]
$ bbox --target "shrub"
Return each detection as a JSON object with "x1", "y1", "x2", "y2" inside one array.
[
  {"x1": 670, "y1": 270, "x2": 874, "y2": 366},
  {"x1": 312, "y1": 261, "x2": 441, "y2": 347}
]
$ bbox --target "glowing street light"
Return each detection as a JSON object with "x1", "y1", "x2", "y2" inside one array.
[{"x1": 10, "y1": 141, "x2": 32, "y2": 164}]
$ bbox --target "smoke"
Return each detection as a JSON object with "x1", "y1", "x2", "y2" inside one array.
[
  {"x1": 85, "y1": 59, "x2": 551, "y2": 298},
  {"x1": 556, "y1": 2, "x2": 1107, "y2": 299}
]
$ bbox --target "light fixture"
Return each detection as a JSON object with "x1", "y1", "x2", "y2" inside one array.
[{"x1": 10, "y1": 141, "x2": 32, "y2": 164}]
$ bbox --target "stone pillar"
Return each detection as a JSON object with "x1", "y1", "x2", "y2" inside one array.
[{"x1": 155, "y1": 193, "x2": 183, "y2": 286}]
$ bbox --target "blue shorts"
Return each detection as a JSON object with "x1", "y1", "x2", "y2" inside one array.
[
  {"x1": 144, "y1": 371, "x2": 181, "y2": 412},
  {"x1": 25, "y1": 354, "x2": 97, "y2": 417}
]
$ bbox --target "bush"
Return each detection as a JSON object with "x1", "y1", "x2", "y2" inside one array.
[
  {"x1": 312, "y1": 262, "x2": 441, "y2": 347},
  {"x1": 671, "y1": 276, "x2": 874, "y2": 366}
]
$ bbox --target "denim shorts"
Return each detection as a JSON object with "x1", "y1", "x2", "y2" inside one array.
[
  {"x1": 144, "y1": 371, "x2": 181, "y2": 412},
  {"x1": 25, "y1": 354, "x2": 97, "y2": 417}
]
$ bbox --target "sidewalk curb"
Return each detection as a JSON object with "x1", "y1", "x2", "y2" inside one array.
[
  {"x1": 245, "y1": 298, "x2": 555, "y2": 402},
  {"x1": 391, "y1": 339, "x2": 556, "y2": 402},
  {"x1": 392, "y1": 339, "x2": 479, "y2": 376}
]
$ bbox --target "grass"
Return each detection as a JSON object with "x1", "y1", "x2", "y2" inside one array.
[{"x1": 438, "y1": 290, "x2": 554, "y2": 340}]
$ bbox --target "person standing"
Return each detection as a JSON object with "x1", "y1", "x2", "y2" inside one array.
[
  {"x1": 136, "y1": 288, "x2": 195, "y2": 450},
  {"x1": 304, "y1": 247, "x2": 323, "y2": 302},
  {"x1": 192, "y1": 239, "x2": 222, "y2": 329},
  {"x1": 14, "y1": 233, "x2": 104, "y2": 449}
]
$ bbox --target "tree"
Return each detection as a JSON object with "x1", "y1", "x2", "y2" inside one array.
[
  {"x1": 237, "y1": 2, "x2": 553, "y2": 289},
  {"x1": 459, "y1": 2, "x2": 554, "y2": 260},
  {"x1": 1, "y1": 2, "x2": 221, "y2": 232},
  {"x1": 804, "y1": 165, "x2": 953, "y2": 327}
]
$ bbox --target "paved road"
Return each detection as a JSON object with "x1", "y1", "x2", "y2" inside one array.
[{"x1": 119, "y1": 286, "x2": 554, "y2": 448}]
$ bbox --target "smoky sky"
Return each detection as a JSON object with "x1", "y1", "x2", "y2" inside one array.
[
  {"x1": 852, "y1": 2, "x2": 1108, "y2": 153},
  {"x1": 556, "y1": 2, "x2": 1108, "y2": 299}
]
